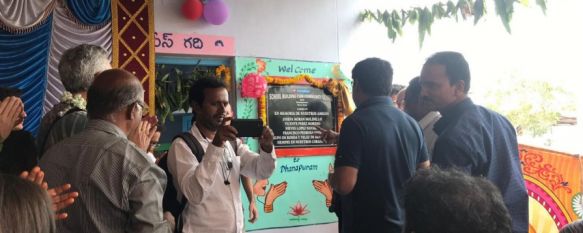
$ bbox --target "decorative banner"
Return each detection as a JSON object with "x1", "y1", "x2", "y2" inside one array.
[
  {"x1": 242, "y1": 156, "x2": 338, "y2": 231},
  {"x1": 235, "y1": 57, "x2": 349, "y2": 231},
  {"x1": 519, "y1": 144, "x2": 582, "y2": 233},
  {"x1": 154, "y1": 32, "x2": 235, "y2": 57},
  {"x1": 0, "y1": 16, "x2": 53, "y2": 134},
  {"x1": 0, "y1": 0, "x2": 56, "y2": 33},
  {"x1": 64, "y1": 0, "x2": 111, "y2": 25},
  {"x1": 111, "y1": 0, "x2": 155, "y2": 114},
  {"x1": 44, "y1": 2, "x2": 112, "y2": 113},
  {"x1": 235, "y1": 57, "x2": 348, "y2": 122}
]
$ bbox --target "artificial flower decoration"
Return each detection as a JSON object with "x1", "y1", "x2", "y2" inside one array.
[
  {"x1": 181, "y1": 0, "x2": 203, "y2": 21},
  {"x1": 59, "y1": 91, "x2": 87, "y2": 116},
  {"x1": 256, "y1": 58, "x2": 266, "y2": 73},
  {"x1": 241, "y1": 72, "x2": 267, "y2": 98}
]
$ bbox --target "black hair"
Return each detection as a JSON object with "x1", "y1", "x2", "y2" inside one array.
[
  {"x1": 404, "y1": 167, "x2": 512, "y2": 233},
  {"x1": 188, "y1": 77, "x2": 227, "y2": 107},
  {"x1": 424, "y1": 51, "x2": 471, "y2": 93},
  {"x1": 0, "y1": 87, "x2": 22, "y2": 101},
  {"x1": 404, "y1": 77, "x2": 421, "y2": 107},
  {"x1": 390, "y1": 84, "x2": 406, "y2": 97},
  {"x1": 351, "y1": 58, "x2": 393, "y2": 96}
]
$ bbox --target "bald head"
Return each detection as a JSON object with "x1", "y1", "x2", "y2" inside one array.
[{"x1": 87, "y1": 69, "x2": 143, "y2": 119}]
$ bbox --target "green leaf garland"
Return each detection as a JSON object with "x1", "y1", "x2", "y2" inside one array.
[{"x1": 360, "y1": 0, "x2": 547, "y2": 47}]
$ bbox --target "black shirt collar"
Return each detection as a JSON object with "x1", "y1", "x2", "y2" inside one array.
[
  {"x1": 433, "y1": 98, "x2": 475, "y2": 134},
  {"x1": 356, "y1": 96, "x2": 393, "y2": 111}
]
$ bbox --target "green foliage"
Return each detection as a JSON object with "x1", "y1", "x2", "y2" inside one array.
[
  {"x1": 155, "y1": 63, "x2": 215, "y2": 124},
  {"x1": 360, "y1": 0, "x2": 547, "y2": 46},
  {"x1": 494, "y1": 0, "x2": 514, "y2": 33},
  {"x1": 484, "y1": 78, "x2": 576, "y2": 137}
]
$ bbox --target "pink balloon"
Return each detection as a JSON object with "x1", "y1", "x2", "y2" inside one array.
[
  {"x1": 241, "y1": 73, "x2": 267, "y2": 98},
  {"x1": 203, "y1": 0, "x2": 229, "y2": 25}
]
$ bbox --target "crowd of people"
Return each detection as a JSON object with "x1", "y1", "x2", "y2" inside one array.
[{"x1": 0, "y1": 43, "x2": 578, "y2": 233}]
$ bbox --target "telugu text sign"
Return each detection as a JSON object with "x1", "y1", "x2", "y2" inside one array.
[{"x1": 154, "y1": 32, "x2": 235, "y2": 56}]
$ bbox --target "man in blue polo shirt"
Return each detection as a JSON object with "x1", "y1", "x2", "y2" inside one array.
[
  {"x1": 329, "y1": 58, "x2": 429, "y2": 233},
  {"x1": 419, "y1": 51, "x2": 528, "y2": 233}
]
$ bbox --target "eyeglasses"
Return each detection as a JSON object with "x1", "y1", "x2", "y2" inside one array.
[{"x1": 135, "y1": 100, "x2": 149, "y2": 115}]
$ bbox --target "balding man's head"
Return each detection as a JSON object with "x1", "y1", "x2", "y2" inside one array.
[{"x1": 87, "y1": 69, "x2": 144, "y2": 119}]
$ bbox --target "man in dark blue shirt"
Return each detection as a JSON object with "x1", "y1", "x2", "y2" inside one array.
[
  {"x1": 419, "y1": 51, "x2": 528, "y2": 233},
  {"x1": 330, "y1": 58, "x2": 430, "y2": 233}
]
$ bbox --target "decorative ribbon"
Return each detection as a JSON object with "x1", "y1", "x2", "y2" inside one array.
[
  {"x1": 0, "y1": 0, "x2": 56, "y2": 34},
  {"x1": 44, "y1": 3, "x2": 112, "y2": 112},
  {"x1": 64, "y1": 0, "x2": 111, "y2": 26}
]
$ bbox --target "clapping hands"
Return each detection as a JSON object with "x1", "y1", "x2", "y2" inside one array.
[
  {"x1": 20, "y1": 166, "x2": 79, "y2": 220},
  {"x1": 129, "y1": 115, "x2": 158, "y2": 151}
]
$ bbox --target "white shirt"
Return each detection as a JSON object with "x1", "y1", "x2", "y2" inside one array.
[
  {"x1": 419, "y1": 111, "x2": 441, "y2": 157},
  {"x1": 146, "y1": 152, "x2": 156, "y2": 163},
  {"x1": 168, "y1": 123, "x2": 276, "y2": 233}
]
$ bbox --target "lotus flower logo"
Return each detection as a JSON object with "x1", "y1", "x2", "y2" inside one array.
[{"x1": 289, "y1": 201, "x2": 310, "y2": 222}]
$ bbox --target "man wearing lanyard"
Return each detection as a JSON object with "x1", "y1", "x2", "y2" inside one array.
[{"x1": 167, "y1": 77, "x2": 276, "y2": 233}]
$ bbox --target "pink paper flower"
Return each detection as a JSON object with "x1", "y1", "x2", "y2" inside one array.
[{"x1": 241, "y1": 73, "x2": 267, "y2": 98}]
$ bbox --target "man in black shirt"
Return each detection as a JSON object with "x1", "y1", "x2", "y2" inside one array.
[
  {"x1": 419, "y1": 51, "x2": 528, "y2": 233},
  {"x1": 330, "y1": 58, "x2": 429, "y2": 233}
]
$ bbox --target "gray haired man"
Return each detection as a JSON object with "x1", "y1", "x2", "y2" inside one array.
[{"x1": 37, "y1": 44, "x2": 111, "y2": 154}]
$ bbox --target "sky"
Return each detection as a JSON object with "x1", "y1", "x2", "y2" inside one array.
[{"x1": 339, "y1": 0, "x2": 583, "y2": 153}]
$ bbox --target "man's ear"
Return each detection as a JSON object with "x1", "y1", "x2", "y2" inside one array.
[
  {"x1": 192, "y1": 102, "x2": 201, "y2": 115},
  {"x1": 126, "y1": 103, "x2": 138, "y2": 120},
  {"x1": 454, "y1": 80, "x2": 466, "y2": 96}
]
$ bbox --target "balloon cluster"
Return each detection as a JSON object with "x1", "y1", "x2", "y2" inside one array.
[{"x1": 181, "y1": 0, "x2": 229, "y2": 25}]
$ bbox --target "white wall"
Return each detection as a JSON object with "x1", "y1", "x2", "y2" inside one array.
[{"x1": 155, "y1": 0, "x2": 340, "y2": 63}]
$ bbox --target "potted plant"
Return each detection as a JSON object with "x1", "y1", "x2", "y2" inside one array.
[{"x1": 155, "y1": 63, "x2": 215, "y2": 123}]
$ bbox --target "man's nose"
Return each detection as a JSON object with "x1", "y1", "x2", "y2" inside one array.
[{"x1": 218, "y1": 104, "x2": 227, "y2": 112}]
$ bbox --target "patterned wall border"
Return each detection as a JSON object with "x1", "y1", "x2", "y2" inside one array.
[{"x1": 111, "y1": 0, "x2": 155, "y2": 114}]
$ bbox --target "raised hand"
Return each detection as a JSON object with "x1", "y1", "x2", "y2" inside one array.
[
  {"x1": 19, "y1": 166, "x2": 47, "y2": 189},
  {"x1": 0, "y1": 97, "x2": 23, "y2": 142},
  {"x1": 129, "y1": 118, "x2": 157, "y2": 151},
  {"x1": 212, "y1": 117, "x2": 237, "y2": 147},
  {"x1": 264, "y1": 181, "x2": 288, "y2": 213},
  {"x1": 20, "y1": 166, "x2": 79, "y2": 220},
  {"x1": 48, "y1": 184, "x2": 79, "y2": 220},
  {"x1": 315, "y1": 126, "x2": 339, "y2": 144},
  {"x1": 259, "y1": 126, "x2": 274, "y2": 153}
]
